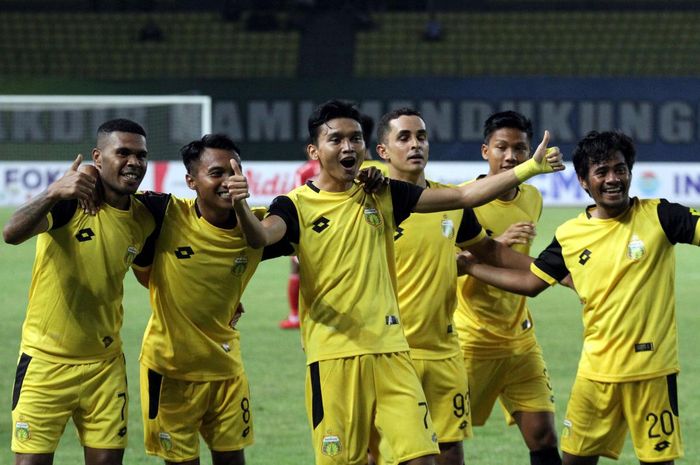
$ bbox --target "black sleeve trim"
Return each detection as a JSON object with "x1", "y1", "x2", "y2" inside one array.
[
  {"x1": 657, "y1": 199, "x2": 699, "y2": 245},
  {"x1": 389, "y1": 179, "x2": 424, "y2": 226},
  {"x1": 456, "y1": 207, "x2": 483, "y2": 243},
  {"x1": 262, "y1": 240, "x2": 294, "y2": 260},
  {"x1": 132, "y1": 192, "x2": 171, "y2": 268},
  {"x1": 267, "y1": 195, "x2": 300, "y2": 245},
  {"x1": 49, "y1": 199, "x2": 78, "y2": 230},
  {"x1": 533, "y1": 237, "x2": 570, "y2": 282}
]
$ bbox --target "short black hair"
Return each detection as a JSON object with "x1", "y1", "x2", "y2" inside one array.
[
  {"x1": 180, "y1": 133, "x2": 241, "y2": 174},
  {"x1": 97, "y1": 118, "x2": 147, "y2": 138},
  {"x1": 307, "y1": 99, "x2": 362, "y2": 145},
  {"x1": 376, "y1": 107, "x2": 422, "y2": 144},
  {"x1": 573, "y1": 130, "x2": 636, "y2": 179},
  {"x1": 483, "y1": 111, "x2": 533, "y2": 144}
]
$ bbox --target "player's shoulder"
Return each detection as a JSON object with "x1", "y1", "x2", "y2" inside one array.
[
  {"x1": 426, "y1": 179, "x2": 455, "y2": 190},
  {"x1": 519, "y1": 182, "x2": 542, "y2": 198}
]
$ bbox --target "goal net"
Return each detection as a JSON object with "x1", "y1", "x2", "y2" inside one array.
[{"x1": 0, "y1": 95, "x2": 212, "y2": 162}]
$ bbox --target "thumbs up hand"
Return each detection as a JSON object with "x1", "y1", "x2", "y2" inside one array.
[
  {"x1": 47, "y1": 154, "x2": 99, "y2": 204},
  {"x1": 224, "y1": 159, "x2": 251, "y2": 205}
]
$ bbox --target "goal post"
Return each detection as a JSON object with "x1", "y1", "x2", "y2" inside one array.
[{"x1": 0, "y1": 95, "x2": 212, "y2": 161}]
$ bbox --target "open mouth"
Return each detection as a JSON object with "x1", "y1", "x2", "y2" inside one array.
[
  {"x1": 339, "y1": 157, "x2": 356, "y2": 169},
  {"x1": 602, "y1": 186, "x2": 623, "y2": 195},
  {"x1": 121, "y1": 171, "x2": 142, "y2": 182},
  {"x1": 217, "y1": 191, "x2": 231, "y2": 200}
]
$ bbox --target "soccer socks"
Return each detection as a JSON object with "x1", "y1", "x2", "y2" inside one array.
[
  {"x1": 287, "y1": 273, "x2": 300, "y2": 318},
  {"x1": 530, "y1": 447, "x2": 562, "y2": 465}
]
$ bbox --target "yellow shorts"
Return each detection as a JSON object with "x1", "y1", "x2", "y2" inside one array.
[
  {"x1": 140, "y1": 364, "x2": 254, "y2": 462},
  {"x1": 11, "y1": 353, "x2": 128, "y2": 453},
  {"x1": 561, "y1": 374, "x2": 683, "y2": 462},
  {"x1": 464, "y1": 348, "x2": 555, "y2": 426},
  {"x1": 411, "y1": 355, "x2": 472, "y2": 442},
  {"x1": 305, "y1": 352, "x2": 439, "y2": 465}
]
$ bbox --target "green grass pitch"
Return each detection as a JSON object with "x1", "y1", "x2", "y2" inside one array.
[{"x1": 0, "y1": 206, "x2": 698, "y2": 464}]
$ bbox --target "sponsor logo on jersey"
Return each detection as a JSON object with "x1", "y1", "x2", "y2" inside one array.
[
  {"x1": 578, "y1": 249, "x2": 592, "y2": 265},
  {"x1": 159, "y1": 432, "x2": 173, "y2": 451},
  {"x1": 312, "y1": 216, "x2": 330, "y2": 233},
  {"x1": 321, "y1": 434, "x2": 341, "y2": 456},
  {"x1": 626, "y1": 234, "x2": 646, "y2": 261},
  {"x1": 231, "y1": 254, "x2": 248, "y2": 275},
  {"x1": 15, "y1": 422, "x2": 30, "y2": 441},
  {"x1": 364, "y1": 207, "x2": 382, "y2": 228},
  {"x1": 124, "y1": 245, "x2": 138, "y2": 266},
  {"x1": 174, "y1": 246, "x2": 195, "y2": 259},
  {"x1": 75, "y1": 227, "x2": 95, "y2": 242},
  {"x1": 441, "y1": 216, "x2": 454, "y2": 239}
]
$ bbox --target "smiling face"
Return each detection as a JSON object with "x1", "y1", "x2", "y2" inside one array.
[
  {"x1": 482, "y1": 127, "x2": 530, "y2": 176},
  {"x1": 308, "y1": 117, "x2": 365, "y2": 191},
  {"x1": 579, "y1": 150, "x2": 632, "y2": 218},
  {"x1": 93, "y1": 131, "x2": 148, "y2": 205},
  {"x1": 376, "y1": 114, "x2": 428, "y2": 181},
  {"x1": 186, "y1": 147, "x2": 241, "y2": 215}
]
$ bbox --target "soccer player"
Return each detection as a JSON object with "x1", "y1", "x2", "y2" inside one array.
[
  {"x1": 454, "y1": 111, "x2": 561, "y2": 465},
  {"x1": 131, "y1": 134, "x2": 283, "y2": 465},
  {"x1": 281, "y1": 114, "x2": 383, "y2": 330},
  {"x1": 3, "y1": 119, "x2": 153, "y2": 465},
  {"x1": 227, "y1": 99, "x2": 563, "y2": 465},
  {"x1": 374, "y1": 108, "x2": 548, "y2": 465},
  {"x1": 458, "y1": 130, "x2": 699, "y2": 465}
]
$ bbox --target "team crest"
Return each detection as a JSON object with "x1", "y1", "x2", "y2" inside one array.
[
  {"x1": 124, "y1": 245, "x2": 138, "y2": 266},
  {"x1": 231, "y1": 254, "x2": 248, "y2": 275},
  {"x1": 15, "y1": 422, "x2": 30, "y2": 441},
  {"x1": 441, "y1": 216, "x2": 454, "y2": 239},
  {"x1": 363, "y1": 206, "x2": 382, "y2": 228},
  {"x1": 626, "y1": 234, "x2": 646, "y2": 261},
  {"x1": 321, "y1": 434, "x2": 341, "y2": 456},
  {"x1": 159, "y1": 432, "x2": 173, "y2": 451}
]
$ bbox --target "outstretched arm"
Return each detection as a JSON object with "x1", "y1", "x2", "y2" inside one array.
[
  {"x1": 3, "y1": 154, "x2": 96, "y2": 244},
  {"x1": 414, "y1": 131, "x2": 563, "y2": 213},
  {"x1": 457, "y1": 253, "x2": 550, "y2": 297},
  {"x1": 465, "y1": 236, "x2": 534, "y2": 270},
  {"x1": 227, "y1": 160, "x2": 288, "y2": 248}
]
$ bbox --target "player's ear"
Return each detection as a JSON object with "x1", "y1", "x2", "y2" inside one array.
[
  {"x1": 92, "y1": 148, "x2": 101, "y2": 167},
  {"x1": 185, "y1": 172, "x2": 196, "y2": 191},
  {"x1": 578, "y1": 175, "x2": 590, "y2": 195},
  {"x1": 307, "y1": 144, "x2": 319, "y2": 161},
  {"x1": 481, "y1": 144, "x2": 489, "y2": 161},
  {"x1": 376, "y1": 143, "x2": 389, "y2": 161}
]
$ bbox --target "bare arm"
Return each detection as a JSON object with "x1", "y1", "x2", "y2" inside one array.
[
  {"x1": 414, "y1": 132, "x2": 563, "y2": 213},
  {"x1": 226, "y1": 160, "x2": 288, "y2": 248},
  {"x1": 465, "y1": 236, "x2": 533, "y2": 270},
  {"x1": 457, "y1": 255, "x2": 550, "y2": 297},
  {"x1": 3, "y1": 154, "x2": 96, "y2": 244}
]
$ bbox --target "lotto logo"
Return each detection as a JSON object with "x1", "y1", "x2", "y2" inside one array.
[
  {"x1": 174, "y1": 246, "x2": 195, "y2": 259},
  {"x1": 75, "y1": 228, "x2": 95, "y2": 242}
]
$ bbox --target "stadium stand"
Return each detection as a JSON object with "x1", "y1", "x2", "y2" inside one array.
[{"x1": 0, "y1": 4, "x2": 699, "y2": 79}]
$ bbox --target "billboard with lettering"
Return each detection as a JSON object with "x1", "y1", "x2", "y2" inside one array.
[
  {"x1": 2, "y1": 161, "x2": 698, "y2": 208},
  {"x1": 2, "y1": 77, "x2": 700, "y2": 162}
]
